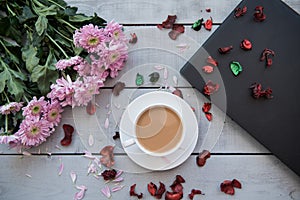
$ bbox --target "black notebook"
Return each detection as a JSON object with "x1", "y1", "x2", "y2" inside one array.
[{"x1": 180, "y1": 0, "x2": 300, "y2": 176}]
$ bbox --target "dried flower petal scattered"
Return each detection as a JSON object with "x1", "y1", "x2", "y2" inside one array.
[
  {"x1": 196, "y1": 150, "x2": 211, "y2": 166},
  {"x1": 60, "y1": 124, "x2": 74, "y2": 146}
]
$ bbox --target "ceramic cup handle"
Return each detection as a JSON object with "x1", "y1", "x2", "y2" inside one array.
[{"x1": 122, "y1": 138, "x2": 136, "y2": 148}]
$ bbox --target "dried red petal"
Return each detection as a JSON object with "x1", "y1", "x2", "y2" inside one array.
[
  {"x1": 254, "y1": 6, "x2": 266, "y2": 22},
  {"x1": 112, "y1": 131, "x2": 120, "y2": 140},
  {"x1": 202, "y1": 103, "x2": 211, "y2": 113},
  {"x1": 130, "y1": 184, "x2": 143, "y2": 199},
  {"x1": 168, "y1": 24, "x2": 185, "y2": 40},
  {"x1": 175, "y1": 175, "x2": 185, "y2": 183},
  {"x1": 234, "y1": 6, "x2": 247, "y2": 18},
  {"x1": 202, "y1": 65, "x2": 214, "y2": 73},
  {"x1": 168, "y1": 30, "x2": 180, "y2": 40},
  {"x1": 129, "y1": 33, "x2": 138, "y2": 44},
  {"x1": 170, "y1": 182, "x2": 183, "y2": 193},
  {"x1": 232, "y1": 179, "x2": 242, "y2": 189},
  {"x1": 204, "y1": 17, "x2": 213, "y2": 31},
  {"x1": 112, "y1": 81, "x2": 125, "y2": 96},
  {"x1": 158, "y1": 15, "x2": 177, "y2": 29},
  {"x1": 205, "y1": 112, "x2": 213, "y2": 121},
  {"x1": 86, "y1": 100, "x2": 96, "y2": 115},
  {"x1": 220, "y1": 180, "x2": 235, "y2": 195},
  {"x1": 172, "y1": 88, "x2": 183, "y2": 98},
  {"x1": 101, "y1": 169, "x2": 117, "y2": 180},
  {"x1": 100, "y1": 145, "x2": 115, "y2": 167},
  {"x1": 206, "y1": 56, "x2": 218, "y2": 67},
  {"x1": 218, "y1": 46, "x2": 233, "y2": 54},
  {"x1": 147, "y1": 182, "x2": 157, "y2": 196},
  {"x1": 188, "y1": 189, "x2": 202, "y2": 200},
  {"x1": 165, "y1": 191, "x2": 183, "y2": 200},
  {"x1": 155, "y1": 182, "x2": 166, "y2": 199},
  {"x1": 250, "y1": 83, "x2": 273, "y2": 99},
  {"x1": 60, "y1": 124, "x2": 74, "y2": 146},
  {"x1": 240, "y1": 39, "x2": 252, "y2": 50},
  {"x1": 203, "y1": 80, "x2": 219, "y2": 95},
  {"x1": 260, "y1": 48, "x2": 275, "y2": 67},
  {"x1": 206, "y1": 8, "x2": 211, "y2": 12},
  {"x1": 196, "y1": 150, "x2": 211, "y2": 167}
]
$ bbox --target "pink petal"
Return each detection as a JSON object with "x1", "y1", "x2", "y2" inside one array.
[
  {"x1": 164, "y1": 67, "x2": 168, "y2": 79},
  {"x1": 83, "y1": 151, "x2": 96, "y2": 159},
  {"x1": 111, "y1": 185, "x2": 125, "y2": 192},
  {"x1": 173, "y1": 76, "x2": 178, "y2": 85},
  {"x1": 25, "y1": 174, "x2": 32, "y2": 178},
  {"x1": 58, "y1": 163, "x2": 64, "y2": 176},
  {"x1": 88, "y1": 134, "x2": 94, "y2": 146},
  {"x1": 154, "y1": 65, "x2": 164, "y2": 70},
  {"x1": 22, "y1": 151, "x2": 32, "y2": 156},
  {"x1": 104, "y1": 118, "x2": 109, "y2": 129},
  {"x1": 112, "y1": 177, "x2": 124, "y2": 182},
  {"x1": 55, "y1": 145, "x2": 62, "y2": 150},
  {"x1": 70, "y1": 171, "x2": 77, "y2": 183},
  {"x1": 115, "y1": 170, "x2": 123, "y2": 178},
  {"x1": 74, "y1": 185, "x2": 87, "y2": 200},
  {"x1": 101, "y1": 185, "x2": 111, "y2": 198}
]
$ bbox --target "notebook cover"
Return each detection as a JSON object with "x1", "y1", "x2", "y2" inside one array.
[{"x1": 180, "y1": 0, "x2": 300, "y2": 176}]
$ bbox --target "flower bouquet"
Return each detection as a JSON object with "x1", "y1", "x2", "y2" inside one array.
[{"x1": 0, "y1": 0, "x2": 128, "y2": 148}]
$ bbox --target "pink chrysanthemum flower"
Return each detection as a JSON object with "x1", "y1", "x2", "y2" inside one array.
[
  {"x1": 45, "y1": 100, "x2": 64, "y2": 128},
  {"x1": 56, "y1": 56, "x2": 84, "y2": 70},
  {"x1": 73, "y1": 76, "x2": 104, "y2": 106},
  {"x1": 0, "y1": 102, "x2": 23, "y2": 115},
  {"x1": 104, "y1": 21, "x2": 127, "y2": 43},
  {"x1": 47, "y1": 76, "x2": 79, "y2": 107},
  {"x1": 73, "y1": 24, "x2": 105, "y2": 53},
  {"x1": 73, "y1": 60, "x2": 92, "y2": 76},
  {"x1": 22, "y1": 97, "x2": 47, "y2": 117},
  {"x1": 99, "y1": 41, "x2": 128, "y2": 78},
  {"x1": 16, "y1": 118, "x2": 52, "y2": 147}
]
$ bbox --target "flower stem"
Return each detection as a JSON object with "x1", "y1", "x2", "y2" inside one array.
[
  {"x1": 46, "y1": 33, "x2": 69, "y2": 58},
  {"x1": 52, "y1": 27, "x2": 73, "y2": 42},
  {"x1": 58, "y1": 19, "x2": 78, "y2": 31},
  {"x1": 3, "y1": 91, "x2": 10, "y2": 103},
  {"x1": 48, "y1": 0, "x2": 65, "y2": 9},
  {"x1": 5, "y1": 114, "x2": 8, "y2": 133}
]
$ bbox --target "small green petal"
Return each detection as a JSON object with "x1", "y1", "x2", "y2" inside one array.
[{"x1": 230, "y1": 61, "x2": 243, "y2": 76}]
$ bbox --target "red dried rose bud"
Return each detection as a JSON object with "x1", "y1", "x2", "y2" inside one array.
[
  {"x1": 188, "y1": 189, "x2": 202, "y2": 200},
  {"x1": 206, "y1": 56, "x2": 218, "y2": 67},
  {"x1": 204, "y1": 17, "x2": 213, "y2": 31},
  {"x1": 196, "y1": 150, "x2": 211, "y2": 167},
  {"x1": 203, "y1": 80, "x2": 219, "y2": 95},
  {"x1": 240, "y1": 39, "x2": 252, "y2": 50},
  {"x1": 165, "y1": 191, "x2": 183, "y2": 200},
  {"x1": 205, "y1": 113, "x2": 213, "y2": 121},
  {"x1": 206, "y1": 8, "x2": 211, "y2": 12},
  {"x1": 175, "y1": 175, "x2": 185, "y2": 183},
  {"x1": 60, "y1": 124, "x2": 74, "y2": 146},
  {"x1": 220, "y1": 180, "x2": 235, "y2": 195},
  {"x1": 234, "y1": 6, "x2": 247, "y2": 18},
  {"x1": 218, "y1": 46, "x2": 233, "y2": 54},
  {"x1": 130, "y1": 184, "x2": 143, "y2": 199},
  {"x1": 101, "y1": 169, "x2": 117, "y2": 180},
  {"x1": 254, "y1": 6, "x2": 266, "y2": 22},
  {"x1": 148, "y1": 182, "x2": 157, "y2": 196},
  {"x1": 232, "y1": 179, "x2": 242, "y2": 189},
  {"x1": 250, "y1": 83, "x2": 273, "y2": 99}
]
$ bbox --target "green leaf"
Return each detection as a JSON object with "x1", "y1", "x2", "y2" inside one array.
[
  {"x1": 35, "y1": 5, "x2": 58, "y2": 16},
  {"x1": 22, "y1": 45, "x2": 40, "y2": 73},
  {"x1": 69, "y1": 14, "x2": 93, "y2": 22},
  {"x1": 19, "y1": 5, "x2": 37, "y2": 23},
  {"x1": 7, "y1": 76, "x2": 25, "y2": 102},
  {"x1": 30, "y1": 52, "x2": 58, "y2": 95},
  {"x1": 35, "y1": 15, "x2": 48, "y2": 36},
  {"x1": 8, "y1": 68, "x2": 27, "y2": 81},
  {"x1": 0, "y1": 69, "x2": 10, "y2": 93}
]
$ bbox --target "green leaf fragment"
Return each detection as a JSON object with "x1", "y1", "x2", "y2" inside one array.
[
  {"x1": 22, "y1": 45, "x2": 40, "y2": 73},
  {"x1": 230, "y1": 61, "x2": 243, "y2": 76},
  {"x1": 135, "y1": 73, "x2": 144, "y2": 86},
  {"x1": 149, "y1": 72, "x2": 160, "y2": 84}
]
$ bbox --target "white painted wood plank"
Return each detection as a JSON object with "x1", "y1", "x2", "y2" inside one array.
[
  {"x1": 64, "y1": 0, "x2": 300, "y2": 24},
  {"x1": 65, "y1": 0, "x2": 242, "y2": 24},
  {"x1": 0, "y1": 155, "x2": 299, "y2": 200}
]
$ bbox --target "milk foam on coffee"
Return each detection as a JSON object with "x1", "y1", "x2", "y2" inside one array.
[{"x1": 136, "y1": 106, "x2": 183, "y2": 154}]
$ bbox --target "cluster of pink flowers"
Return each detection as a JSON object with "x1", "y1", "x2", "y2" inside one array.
[
  {"x1": 49, "y1": 21, "x2": 128, "y2": 107},
  {"x1": 13, "y1": 97, "x2": 63, "y2": 147},
  {"x1": 0, "y1": 21, "x2": 128, "y2": 148}
]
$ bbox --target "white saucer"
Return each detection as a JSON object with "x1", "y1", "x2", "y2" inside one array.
[{"x1": 119, "y1": 91, "x2": 198, "y2": 170}]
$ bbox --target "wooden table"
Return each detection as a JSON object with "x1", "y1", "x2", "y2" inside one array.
[{"x1": 1, "y1": 0, "x2": 300, "y2": 199}]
